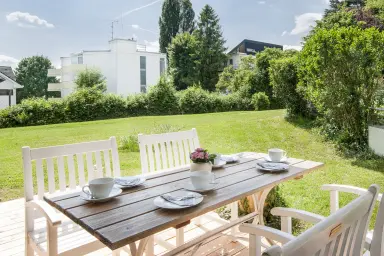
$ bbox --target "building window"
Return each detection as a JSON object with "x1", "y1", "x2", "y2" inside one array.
[
  {"x1": 78, "y1": 55, "x2": 83, "y2": 64},
  {"x1": 140, "y1": 56, "x2": 146, "y2": 92},
  {"x1": 229, "y1": 59, "x2": 233, "y2": 65},
  {"x1": 160, "y1": 58, "x2": 165, "y2": 75}
]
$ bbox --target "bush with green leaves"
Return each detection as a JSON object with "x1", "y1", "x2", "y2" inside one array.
[
  {"x1": 299, "y1": 26, "x2": 384, "y2": 149},
  {"x1": 147, "y1": 76, "x2": 179, "y2": 115},
  {"x1": 74, "y1": 68, "x2": 107, "y2": 92},
  {"x1": 179, "y1": 86, "x2": 213, "y2": 114},
  {"x1": 251, "y1": 92, "x2": 270, "y2": 111},
  {"x1": 269, "y1": 56, "x2": 311, "y2": 118}
]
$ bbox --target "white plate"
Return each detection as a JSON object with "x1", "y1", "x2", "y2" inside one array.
[
  {"x1": 212, "y1": 160, "x2": 226, "y2": 169},
  {"x1": 154, "y1": 191, "x2": 203, "y2": 209},
  {"x1": 80, "y1": 187, "x2": 122, "y2": 203},
  {"x1": 185, "y1": 181, "x2": 219, "y2": 193},
  {"x1": 264, "y1": 156, "x2": 288, "y2": 163},
  {"x1": 115, "y1": 176, "x2": 146, "y2": 188},
  {"x1": 221, "y1": 155, "x2": 240, "y2": 163}
]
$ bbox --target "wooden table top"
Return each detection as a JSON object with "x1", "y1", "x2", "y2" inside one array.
[{"x1": 44, "y1": 152, "x2": 324, "y2": 250}]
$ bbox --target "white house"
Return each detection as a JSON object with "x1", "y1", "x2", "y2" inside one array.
[
  {"x1": 0, "y1": 66, "x2": 23, "y2": 109},
  {"x1": 48, "y1": 38, "x2": 166, "y2": 97}
]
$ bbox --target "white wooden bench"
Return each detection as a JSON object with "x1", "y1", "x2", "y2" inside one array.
[{"x1": 23, "y1": 137, "x2": 121, "y2": 256}]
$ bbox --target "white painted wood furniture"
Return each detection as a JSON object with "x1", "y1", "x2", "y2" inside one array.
[
  {"x1": 239, "y1": 184, "x2": 379, "y2": 256},
  {"x1": 23, "y1": 137, "x2": 121, "y2": 256},
  {"x1": 138, "y1": 128, "x2": 201, "y2": 254},
  {"x1": 322, "y1": 184, "x2": 384, "y2": 256}
]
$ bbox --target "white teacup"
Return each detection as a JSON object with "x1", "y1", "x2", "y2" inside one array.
[
  {"x1": 268, "y1": 148, "x2": 287, "y2": 162},
  {"x1": 82, "y1": 177, "x2": 114, "y2": 199},
  {"x1": 213, "y1": 153, "x2": 222, "y2": 165},
  {"x1": 190, "y1": 171, "x2": 215, "y2": 190}
]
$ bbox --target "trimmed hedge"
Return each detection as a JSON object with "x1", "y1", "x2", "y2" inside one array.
[{"x1": 0, "y1": 85, "x2": 254, "y2": 129}]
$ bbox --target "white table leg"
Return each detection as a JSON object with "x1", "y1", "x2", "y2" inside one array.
[
  {"x1": 230, "y1": 201, "x2": 239, "y2": 236},
  {"x1": 122, "y1": 237, "x2": 150, "y2": 256},
  {"x1": 176, "y1": 227, "x2": 185, "y2": 246}
]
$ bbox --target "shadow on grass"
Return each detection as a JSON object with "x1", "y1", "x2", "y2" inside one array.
[
  {"x1": 351, "y1": 156, "x2": 384, "y2": 174},
  {"x1": 285, "y1": 115, "x2": 319, "y2": 130}
]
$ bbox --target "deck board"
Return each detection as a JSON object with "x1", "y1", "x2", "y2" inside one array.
[{"x1": 0, "y1": 198, "x2": 252, "y2": 256}]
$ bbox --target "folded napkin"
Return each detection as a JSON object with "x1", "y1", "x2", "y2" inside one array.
[
  {"x1": 160, "y1": 193, "x2": 202, "y2": 207},
  {"x1": 115, "y1": 176, "x2": 141, "y2": 186},
  {"x1": 221, "y1": 154, "x2": 240, "y2": 163},
  {"x1": 257, "y1": 162, "x2": 289, "y2": 171}
]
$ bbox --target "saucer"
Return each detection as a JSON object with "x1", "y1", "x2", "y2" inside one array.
[
  {"x1": 212, "y1": 160, "x2": 226, "y2": 169},
  {"x1": 154, "y1": 191, "x2": 203, "y2": 209},
  {"x1": 184, "y1": 181, "x2": 219, "y2": 193},
  {"x1": 80, "y1": 187, "x2": 122, "y2": 203},
  {"x1": 264, "y1": 155, "x2": 288, "y2": 163}
]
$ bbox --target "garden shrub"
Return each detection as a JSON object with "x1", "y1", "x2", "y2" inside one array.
[
  {"x1": 179, "y1": 86, "x2": 212, "y2": 114},
  {"x1": 251, "y1": 92, "x2": 270, "y2": 111},
  {"x1": 64, "y1": 88, "x2": 105, "y2": 121},
  {"x1": 269, "y1": 56, "x2": 312, "y2": 118},
  {"x1": 147, "y1": 77, "x2": 179, "y2": 115},
  {"x1": 126, "y1": 93, "x2": 149, "y2": 116},
  {"x1": 299, "y1": 27, "x2": 384, "y2": 149}
]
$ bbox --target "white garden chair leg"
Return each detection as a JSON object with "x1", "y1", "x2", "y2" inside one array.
[
  {"x1": 230, "y1": 202, "x2": 239, "y2": 236},
  {"x1": 330, "y1": 190, "x2": 339, "y2": 214},
  {"x1": 25, "y1": 207, "x2": 34, "y2": 256},
  {"x1": 176, "y1": 227, "x2": 185, "y2": 246},
  {"x1": 47, "y1": 223, "x2": 58, "y2": 256},
  {"x1": 281, "y1": 216, "x2": 292, "y2": 234},
  {"x1": 249, "y1": 234, "x2": 262, "y2": 256}
]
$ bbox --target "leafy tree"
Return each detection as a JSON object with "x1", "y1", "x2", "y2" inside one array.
[
  {"x1": 299, "y1": 27, "x2": 384, "y2": 148},
  {"x1": 194, "y1": 5, "x2": 227, "y2": 91},
  {"x1": 216, "y1": 66, "x2": 235, "y2": 92},
  {"x1": 15, "y1": 56, "x2": 59, "y2": 102},
  {"x1": 74, "y1": 68, "x2": 107, "y2": 92},
  {"x1": 168, "y1": 33, "x2": 199, "y2": 90},
  {"x1": 159, "y1": 0, "x2": 181, "y2": 54},
  {"x1": 179, "y1": 0, "x2": 195, "y2": 33}
]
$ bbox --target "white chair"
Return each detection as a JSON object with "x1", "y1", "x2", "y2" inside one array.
[
  {"x1": 138, "y1": 128, "x2": 200, "y2": 255},
  {"x1": 239, "y1": 184, "x2": 379, "y2": 256},
  {"x1": 23, "y1": 137, "x2": 121, "y2": 256},
  {"x1": 321, "y1": 184, "x2": 384, "y2": 256}
]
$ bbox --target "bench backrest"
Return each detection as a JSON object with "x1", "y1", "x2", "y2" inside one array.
[
  {"x1": 22, "y1": 137, "x2": 120, "y2": 201},
  {"x1": 138, "y1": 128, "x2": 200, "y2": 173},
  {"x1": 263, "y1": 185, "x2": 379, "y2": 256}
]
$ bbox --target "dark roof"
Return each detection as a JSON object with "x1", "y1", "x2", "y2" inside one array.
[
  {"x1": 228, "y1": 39, "x2": 283, "y2": 55},
  {"x1": 0, "y1": 66, "x2": 16, "y2": 82}
]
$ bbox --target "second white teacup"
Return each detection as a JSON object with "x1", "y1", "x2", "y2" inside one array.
[
  {"x1": 190, "y1": 171, "x2": 214, "y2": 190},
  {"x1": 213, "y1": 153, "x2": 222, "y2": 165},
  {"x1": 82, "y1": 177, "x2": 114, "y2": 199},
  {"x1": 268, "y1": 148, "x2": 287, "y2": 162}
]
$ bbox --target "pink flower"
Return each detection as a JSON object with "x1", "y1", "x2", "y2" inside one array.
[{"x1": 196, "y1": 148, "x2": 204, "y2": 152}]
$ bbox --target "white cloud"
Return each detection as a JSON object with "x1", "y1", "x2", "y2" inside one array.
[
  {"x1": 281, "y1": 31, "x2": 287, "y2": 36},
  {"x1": 290, "y1": 13, "x2": 322, "y2": 35},
  {"x1": 116, "y1": 0, "x2": 163, "y2": 19},
  {"x1": 6, "y1": 11, "x2": 54, "y2": 28},
  {"x1": 283, "y1": 45, "x2": 302, "y2": 51},
  {"x1": 0, "y1": 55, "x2": 19, "y2": 69},
  {"x1": 144, "y1": 40, "x2": 160, "y2": 52},
  {"x1": 258, "y1": 1, "x2": 266, "y2": 4}
]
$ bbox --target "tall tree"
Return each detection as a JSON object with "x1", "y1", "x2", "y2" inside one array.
[
  {"x1": 15, "y1": 56, "x2": 59, "y2": 102},
  {"x1": 168, "y1": 33, "x2": 199, "y2": 90},
  {"x1": 74, "y1": 68, "x2": 107, "y2": 92},
  {"x1": 179, "y1": 0, "x2": 195, "y2": 33},
  {"x1": 194, "y1": 5, "x2": 227, "y2": 91},
  {"x1": 159, "y1": 0, "x2": 181, "y2": 54}
]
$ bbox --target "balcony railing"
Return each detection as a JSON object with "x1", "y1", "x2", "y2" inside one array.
[{"x1": 48, "y1": 81, "x2": 76, "y2": 91}]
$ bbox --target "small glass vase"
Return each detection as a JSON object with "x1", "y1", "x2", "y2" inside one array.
[{"x1": 190, "y1": 162, "x2": 212, "y2": 172}]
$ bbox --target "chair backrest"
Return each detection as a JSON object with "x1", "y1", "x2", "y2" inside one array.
[
  {"x1": 263, "y1": 185, "x2": 379, "y2": 256},
  {"x1": 138, "y1": 128, "x2": 200, "y2": 173},
  {"x1": 371, "y1": 196, "x2": 384, "y2": 255},
  {"x1": 22, "y1": 137, "x2": 120, "y2": 201}
]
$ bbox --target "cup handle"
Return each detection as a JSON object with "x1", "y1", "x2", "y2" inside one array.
[{"x1": 82, "y1": 185, "x2": 92, "y2": 197}]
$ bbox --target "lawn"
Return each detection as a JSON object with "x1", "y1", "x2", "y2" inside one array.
[{"x1": 1, "y1": 110, "x2": 383, "y2": 221}]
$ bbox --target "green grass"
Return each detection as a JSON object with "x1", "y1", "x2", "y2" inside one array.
[{"x1": 1, "y1": 110, "x2": 383, "y2": 223}]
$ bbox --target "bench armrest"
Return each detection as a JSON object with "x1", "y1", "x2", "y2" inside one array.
[
  {"x1": 239, "y1": 223, "x2": 295, "y2": 244},
  {"x1": 26, "y1": 200, "x2": 61, "y2": 226},
  {"x1": 271, "y1": 207, "x2": 325, "y2": 224},
  {"x1": 321, "y1": 184, "x2": 382, "y2": 201}
]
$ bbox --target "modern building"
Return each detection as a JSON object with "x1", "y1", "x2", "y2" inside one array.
[
  {"x1": 227, "y1": 39, "x2": 283, "y2": 69},
  {"x1": 0, "y1": 66, "x2": 23, "y2": 109},
  {"x1": 48, "y1": 38, "x2": 166, "y2": 97}
]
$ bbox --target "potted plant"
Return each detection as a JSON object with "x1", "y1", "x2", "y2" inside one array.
[{"x1": 190, "y1": 148, "x2": 215, "y2": 172}]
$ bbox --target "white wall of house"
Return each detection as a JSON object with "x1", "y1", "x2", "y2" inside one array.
[
  {"x1": 48, "y1": 39, "x2": 166, "y2": 97},
  {"x1": 0, "y1": 74, "x2": 20, "y2": 109},
  {"x1": 0, "y1": 89, "x2": 16, "y2": 109},
  {"x1": 228, "y1": 52, "x2": 249, "y2": 69}
]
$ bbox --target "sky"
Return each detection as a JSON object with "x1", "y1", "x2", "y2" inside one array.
[{"x1": 0, "y1": 0, "x2": 330, "y2": 68}]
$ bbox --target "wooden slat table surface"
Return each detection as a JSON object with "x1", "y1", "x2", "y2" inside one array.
[{"x1": 44, "y1": 152, "x2": 324, "y2": 250}]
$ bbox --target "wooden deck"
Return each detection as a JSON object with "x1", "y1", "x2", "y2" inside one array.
[{"x1": 0, "y1": 198, "x2": 251, "y2": 256}]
